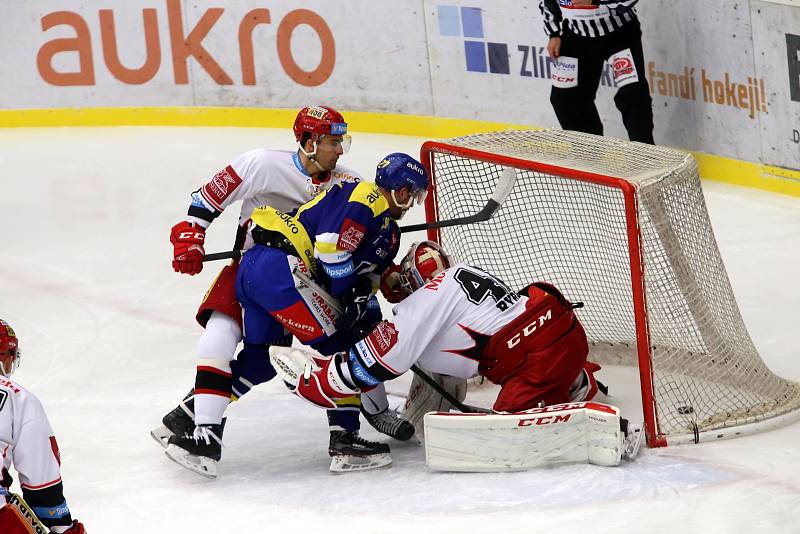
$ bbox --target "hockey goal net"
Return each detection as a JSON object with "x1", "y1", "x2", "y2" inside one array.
[{"x1": 420, "y1": 129, "x2": 800, "y2": 447}]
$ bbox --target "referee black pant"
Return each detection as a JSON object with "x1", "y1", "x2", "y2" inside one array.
[{"x1": 550, "y1": 21, "x2": 654, "y2": 144}]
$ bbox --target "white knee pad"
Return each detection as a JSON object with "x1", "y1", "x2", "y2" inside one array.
[{"x1": 196, "y1": 312, "x2": 242, "y2": 362}]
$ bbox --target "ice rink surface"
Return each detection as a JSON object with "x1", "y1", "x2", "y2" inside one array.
[{"x1": 2, "y1": 127, "x2": 799, "y2": 533}]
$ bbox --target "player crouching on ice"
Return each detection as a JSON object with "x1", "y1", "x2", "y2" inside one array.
[
  {"x1": 0, "y1": 320, "x2": 86, "y2": 533},
  {"x1": 270, "y1": 242, "x2": 643, "y2": 471}
]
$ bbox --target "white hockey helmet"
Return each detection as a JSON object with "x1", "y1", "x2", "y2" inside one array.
[
  {"x1": 0, "y1": 319, "x2": 21, "y2": 377},
  {"x1": 399, "y1": 241, "x2": 452, "y2": 293}
]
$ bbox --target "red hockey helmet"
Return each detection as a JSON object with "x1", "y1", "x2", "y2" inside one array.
[
  {"x1": 293, "y1": 105, "x2": 348, "y2": 144},
  {"x1": 0, "y1": 319, "x2": 21, "y2": 377},
  {"x1": 399, "y1": 241, "x2": 452, "y2": 293}
]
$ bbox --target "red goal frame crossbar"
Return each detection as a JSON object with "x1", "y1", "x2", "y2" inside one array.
[{"x1": 420, "y1": 141, "x2": 667, "y2": 448}]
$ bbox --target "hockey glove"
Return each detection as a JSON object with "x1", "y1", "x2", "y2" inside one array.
[
  {"x1": 351, "y1": 296, "x2": 382, "y2": 339},
  {"x1": 170, "y1": 221, "x2": 206, "y2": 275},
  {"x1": 294, "y1": 353, "x2": 360, "y2": 409},
  {"x1": 1, "y1": 467, "x2": 11, "y2": 488},
  {"x1": 334, "y1": 276, "x2": 374, "y2": 332},
  {"x1": 379, "y1": 263, "x2": 409, "y2": 303}
]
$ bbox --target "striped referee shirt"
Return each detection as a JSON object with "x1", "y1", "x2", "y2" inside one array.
[{"x1": 539, "y1": 0, "x2": 639, "y2": 38}]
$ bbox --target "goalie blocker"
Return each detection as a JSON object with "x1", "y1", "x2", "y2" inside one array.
[{"x1": 424, "y1": 402, "x2": 642, "y2": 472}]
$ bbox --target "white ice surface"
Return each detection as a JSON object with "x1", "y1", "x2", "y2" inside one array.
[{"x1": 1, "y1": 127, "x2": 799, "y2": 533}]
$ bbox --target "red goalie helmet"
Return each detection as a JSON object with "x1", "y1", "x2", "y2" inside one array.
[
  {"x1": 0, "y1": 319, "x2": 21, "y2": 377},
  {"x1": 400, "y1": 241, "x2": 452, "y2": 293},
  {"x1": 293, "y1": 105, "x2": 348, "y2": 144}
]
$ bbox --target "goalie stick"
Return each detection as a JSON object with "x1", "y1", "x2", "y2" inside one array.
[
  {"x1": 5, "y1": 492, "x2": 49, "y2": 534},
  {"x1": 201, "y1": 166, "x2": 519, "y2": 262},
  {"x1": 289, "y1": 265, "x2": 487, "y2": 414}
]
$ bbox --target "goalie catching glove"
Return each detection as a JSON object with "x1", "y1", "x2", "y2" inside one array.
[
  {"x1": 170, "y1": 220, "x2": 206, "y2": 275},
  {"x1": 269, "y1": 346, "x2": 361, "y2": 409}
]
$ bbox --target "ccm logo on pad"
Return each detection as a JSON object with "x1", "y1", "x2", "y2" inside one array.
[
  {"x1": 506, "y1": 309, "x2": 553, "y2": 349},
  {"x1": 518, "y1": 414, "x2": 572, "y2": 426}
]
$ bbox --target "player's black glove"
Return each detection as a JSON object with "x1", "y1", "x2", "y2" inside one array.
[
  {"x1": 1, "y1": 467, "x2": 12, "y2": 489},
  {"x1": 335, "y1": 276, "x2": 374, "y2": 332},
  {"x1": 350, "y1": 296, "x2": 382, "y2": 339}
]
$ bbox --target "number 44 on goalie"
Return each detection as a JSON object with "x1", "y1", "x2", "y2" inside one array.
[{"x1": 424, "y1": 402, "x2": 643, "y2": 472}]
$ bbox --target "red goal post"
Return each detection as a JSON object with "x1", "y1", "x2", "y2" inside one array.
[{"x1": 419, "y1": 129, "x2": 800, "y2": 448}]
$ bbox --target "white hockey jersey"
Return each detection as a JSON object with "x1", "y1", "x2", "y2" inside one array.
[
  {"x1": 350, "y1": 264, "x2": 529, "y2": 383},
  {"x1": 186, "y1": 148, "x2": 362, "y2": 233},
  {"x1": 0, "y1": 377, "x2": 63, "y2": 508}
]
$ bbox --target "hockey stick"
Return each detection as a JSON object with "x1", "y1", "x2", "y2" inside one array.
[
  {"x1": 399, "y1": 166, "x2": 517, "y2": 232},
  {"x1": 201, "y1": 167, "x2": 518, "y2": 262},
  {"x1": 8, "y1": 492, "x2": 49, "y2": 534},
  {"x1": 290, "y1": 266, "x2": 484, "y2": 414},
  {"x1": 203, "y1": 249, "x2": 241, "y2": 262}
]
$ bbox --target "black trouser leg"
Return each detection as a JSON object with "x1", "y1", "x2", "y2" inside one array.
[
  {"x1": 550, "y1": 32, "x2": 605, "y2": 135},
  {"x1": 610, "y1": 25, "x2": 655, "y2": 144}
]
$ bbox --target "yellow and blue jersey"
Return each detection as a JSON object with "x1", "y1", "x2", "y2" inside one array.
[{"x1": 250, "y1": 181, "x2": 400, "y2": 296}]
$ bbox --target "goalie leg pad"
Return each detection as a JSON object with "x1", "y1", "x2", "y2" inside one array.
[
  {"x1": 401, "y1": 368, "x2": 467, "y2": 439},
  {"x1": 424, "y1": 402, "x2": 625, "y2": 472}
]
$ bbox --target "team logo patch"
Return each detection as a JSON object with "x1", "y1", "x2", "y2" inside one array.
[
  {"x1": 609, "y1": 49, "x2": 639, "y2": 87},
  {"x1": 551, "y1": 56, "x2": 578, "y2": 88},
  {"x1": 201, "y1": 165, "x2": 243, "y2": 210},
  {"x1": 274, "y1": 301, "x2": 323, "y2": 342},
  {"x1": 338, "y1": 219, "x2": 366, "y2": 251},
  {"x1": 365, "y1": 321, "x2": 399, "y2": 360}
]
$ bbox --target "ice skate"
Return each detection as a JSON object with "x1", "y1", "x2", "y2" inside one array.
[
  {"x1": 362, "y1": 407, "x2": 415, "y2": 441},
  {"x1": 165, "y1": 423, "x2": 224, "y2": 479},
  {"x1": 150, "y1": 389, "x2": 195, "y2": 448},
  {"x1": 328, "y1": 430, "x2": 392, "y2": 473}
]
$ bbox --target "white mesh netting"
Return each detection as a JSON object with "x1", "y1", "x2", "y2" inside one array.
[{"x1": 426, "y1": 129, "x2": 800, "y2": 443}]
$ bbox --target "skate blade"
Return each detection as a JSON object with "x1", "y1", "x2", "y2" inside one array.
[
  {"x1": 622, "y1": 423, "x2": 644, "y2": 461},
  {"x1": 165, "y1": 444, "x2": 218, "y2": 479},
  {"x1": 329, "y1": 453, "x2": 392, "y2": 473},
  {"x1": 150, "y1": 425, "x2": 173, "y2": 449}
]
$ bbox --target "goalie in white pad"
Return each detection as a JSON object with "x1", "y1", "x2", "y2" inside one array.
[{"x1": 424, "y1": 402, "x2": 642, "y2": 471}]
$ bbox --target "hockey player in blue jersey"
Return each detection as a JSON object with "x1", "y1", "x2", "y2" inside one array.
[{"x1": 167, "y1": 153, "x2": 429, "y2": 472}]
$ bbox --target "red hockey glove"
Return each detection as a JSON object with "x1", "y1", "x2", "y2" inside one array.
[
  {"x1": 170, "y1": 221, "x2": 206, "y2": 275},
  {"x1": 379, "y1": 264, "x2": 409, "y2": 303},
  {"x1": 63, "y1": 520, "x2": 87, "y2": 533},
  {"x1": 293, "y1": 353, "x2": 359, "y2": 409}
]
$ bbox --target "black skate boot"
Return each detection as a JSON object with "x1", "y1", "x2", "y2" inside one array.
[
  {"x1": 150, "y1": 389, "x2": 195, "y2": 448},
  {"x1": 362, "y1": 407, "x2": 415, "y2": 441},
  {"x1": 165, "y1": 422, "x2": 226, "y2": 479},
  {"x1": 328, "y1": 430, "x2": 392, "y2": 473}
]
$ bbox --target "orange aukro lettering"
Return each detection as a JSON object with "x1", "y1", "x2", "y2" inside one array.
[{"x1": 36, "y1": 1, "x2": 335, "y2": 87}]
